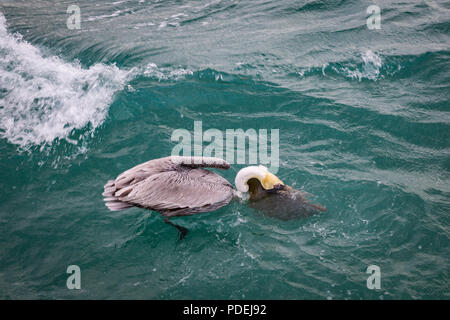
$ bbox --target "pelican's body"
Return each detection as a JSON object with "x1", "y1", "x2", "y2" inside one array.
[
  {"x1": 244, "y1": 177, "x2": 326, "y2": 220},
  {"x1": 103, "y1": 156, "x2": 326, "y2": 238}
]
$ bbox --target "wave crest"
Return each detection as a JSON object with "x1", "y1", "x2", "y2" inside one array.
[{"x1": 0, "y1": 13, "x2": 130, "y2": 151}]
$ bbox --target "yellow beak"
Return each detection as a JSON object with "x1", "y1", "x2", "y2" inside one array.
[{"x1": 261, "y1": 172, "x2": 284, "y2": 190}]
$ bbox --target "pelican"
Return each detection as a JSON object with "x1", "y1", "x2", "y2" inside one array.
[{"x1": 103, "y1": 156, "x2": 326, "y2": 239}]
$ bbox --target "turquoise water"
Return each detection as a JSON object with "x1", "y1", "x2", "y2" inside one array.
[{"x1": 0, "y1": 0, "x2": 449, "y2": 299}]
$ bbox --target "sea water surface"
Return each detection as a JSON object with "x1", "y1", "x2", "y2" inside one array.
[{"x1": 0, "y1": 0, "x2": 449, "y2": 299}]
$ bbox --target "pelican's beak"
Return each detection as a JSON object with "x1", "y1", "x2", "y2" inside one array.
[{"x1": 261, "y1": 171, "x2": 284, "y2": 190}]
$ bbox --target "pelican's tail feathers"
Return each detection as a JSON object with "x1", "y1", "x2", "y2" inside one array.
[{"x1": 103, "y1": 180, "x2": 134, "y2": 211}]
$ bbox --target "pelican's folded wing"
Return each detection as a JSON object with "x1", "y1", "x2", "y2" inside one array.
[{"x1": 103, "y1": 156, "x2": 234, "y2": 215}]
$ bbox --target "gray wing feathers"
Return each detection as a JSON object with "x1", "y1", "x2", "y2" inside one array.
[
  {"x1": 103, "y1": 156, "x2": 234, "y2": 215},
  {"x1": 103, "y1": 180, "x2": 134, "y2": 211}
]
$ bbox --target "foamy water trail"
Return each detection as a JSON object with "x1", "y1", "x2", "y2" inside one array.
[
  {"x1": 0, "y1": 13, "x2": 130, "y2": 151},
  {"x1": 349, "y1": 50, "x2": 382, "y2": 81},
  {"x1": 339, "y1": 50, "x2": 383, "y2": 81}
]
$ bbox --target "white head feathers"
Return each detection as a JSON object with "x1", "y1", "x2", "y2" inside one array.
[{"x1": 234, "y1": 165, "x2": 269, "y2": 192}]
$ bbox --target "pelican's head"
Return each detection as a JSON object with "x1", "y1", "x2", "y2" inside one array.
[{"x1": 235, "y1": 165, "x2": 284, "y2": 199}]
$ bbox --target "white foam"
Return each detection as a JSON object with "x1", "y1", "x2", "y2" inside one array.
[
  {"x1": 143, "y1": 62, "x2": 193, "y2": 81},
  {"x1": 343, "y1": 50, "x2": 383, "y2": 81},
  {"x1": 0, "y1": 13, "x2": 130, "y2": 151}
]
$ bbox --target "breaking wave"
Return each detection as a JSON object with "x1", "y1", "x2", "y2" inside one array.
[{"x1": 0, "y1": 13, "x2": 130, "y2": 151}]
